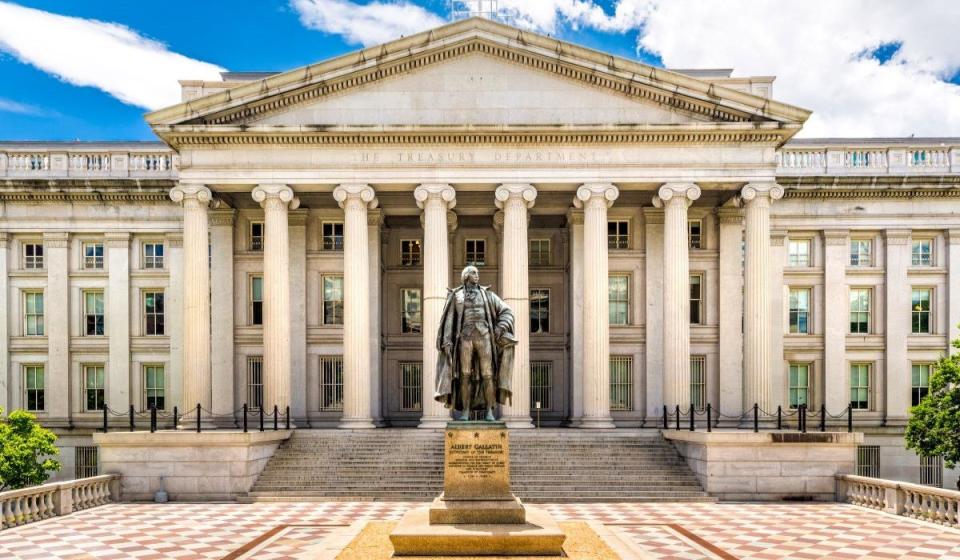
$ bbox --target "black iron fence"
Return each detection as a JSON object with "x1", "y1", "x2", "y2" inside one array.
[
  {"x1": 660, "y1": 403, "x2": 856, "y2": 433},
  {"x1": 97, "y1": 403, "x2": 292, "y2": 433}
]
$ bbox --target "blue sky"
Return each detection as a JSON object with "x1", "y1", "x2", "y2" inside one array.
[{"x1": 0, "y1": 0, "x2": 958, "y2": 140}]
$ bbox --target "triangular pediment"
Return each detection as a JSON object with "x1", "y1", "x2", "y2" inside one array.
[{"x1": 147, "y1": 17, "x2": 810, "y2": 142}]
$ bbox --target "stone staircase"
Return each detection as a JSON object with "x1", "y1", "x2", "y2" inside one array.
[{"x1": 245, "y1": 428, "x2": 713, "y2": 502}]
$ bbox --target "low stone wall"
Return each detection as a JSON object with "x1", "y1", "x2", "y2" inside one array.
[
  {"x1": 663, "y1": 430, "x2": 862, "y2": 501},
  {"x1": 93, "y1": 431, "x2": 291, "y2": 501}
]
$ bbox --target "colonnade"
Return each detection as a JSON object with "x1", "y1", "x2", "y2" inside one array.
[{"x1": 171, "y1": 180, "x2": 780, "y2": 427}]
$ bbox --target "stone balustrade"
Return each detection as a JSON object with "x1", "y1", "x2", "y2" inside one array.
[
  {"x1": 838, "y1": 474, "x2": 959, "y2": 529},
  {"x1": 0, "y1": 474, "x2": 120, "y2": 530},
  {"x1": 0, "y1": 144, "x2": 177, "y2": 179},
  {"x1": 778, "y1": 141, "x2": 959, "y2": 175}
]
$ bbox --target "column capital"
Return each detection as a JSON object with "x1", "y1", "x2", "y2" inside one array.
[
  {"x1": 823, "y1": 229, "x2": 850, "y2": 246},
  {"x1": 0, "y1": 232, "x2": 8, "y2": 249},
  {"x1": 885, "y1": 229, "x2": 912, "y2": 245},
  {"x1": 333, "y1": 184, "x2": 378, "y2": 210},
  {"x1": 741, "y1": 182, "x2": 784, "y2": 202},
  {"x1": 170, "y1": 184, "x2": 212, "y2": 205},
  {"x1": 288, "y1": 209, "x2": 309, "y2": 227},
  {"x1": 948, "y1": 229, "x2": 960, "y2": 245},
  {"x1": 166, "y1": 232, "x2": 184, "y2": 248},
  {"x1": 641, "y1": 207, "x2": 665, "y2": 224},
  {"x1": 367, "y1": 208, "x2": 384, "y2": 228},
  {"x1": 209, "y1": 208, "x2": 236, "y2": 227},
  {"x1": 771, "y1": 229, "x2": 788, "y2": 246},
  {"x1": 574, "y1": 183, "x2": 619, "y2": 208},
  {"x1": 414, "y1": 183, "x2": 456, "y2": 210},
  {"x1": 653, "y1": 183, "x2": 700, "y2": 208},
  {"x1": 493, "y1": 210, "x2": 505, "y2": 233},
  {"x1": 495, "y1": 183, "x2": 537, "y2": 209},
  {"x1": 104, "y1": 232, "x2": 131, "y2": 248},
  {"x1": 566, "y1": 208, "x2": 584, "y2": 226},
  {"x1": 252, "y1": 184, "x2": 300, "y2": 210},
  {"x1": 42, "y1": 232, "x2": 69, "y2": 248}
]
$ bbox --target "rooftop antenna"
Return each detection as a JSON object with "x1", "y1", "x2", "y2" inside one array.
[{"x1": 449, "y1": 0, "x2": 501, "y2": 22}]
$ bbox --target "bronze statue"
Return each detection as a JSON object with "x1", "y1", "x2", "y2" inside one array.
[{"x1": 434, "y1": 266, "x2": 516, "y2": 421}]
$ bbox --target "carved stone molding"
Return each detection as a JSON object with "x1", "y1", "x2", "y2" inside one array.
[
  {"x1": 823, "y1": 230, "x2": 850, "y2": 246},
  {"x1": 288, "y1": 209, "x2": 309, "y2": 227},
  {"x1": 333, "y1": 183, "x2": 378, "y2": 210},
  {"x1": 414, "y1": 183, "x2": 456, "y2": 210},
  {"x1": 208, "y1": 209, "x2": 237, "y2": 227},
  {"x1": 885, "y1": 229, "x2": 911, "y2": 245},
  {"x1": 949, "y1": 229, "x2": 960, "y2": 245},
  {"x1": 642, "y1": 207, "x2": 665, "y2": 225},
  {"x1": 42, "y1": 232, "x2": 69, "y2": 248},
  {"x1": 252, "y1": 184, "x2": 300, "y2": 210},
  {"x1": 716, "y1": 208, "x2": 744, "y2": 225},
  {"x1": 166, "y1": 233, "x2": 184, "y2": 248},
  {"x1": 104, "y1": 232, "x2": 131, "y2": 249},
  {"x1": 0, "y1": 232, "x2": 8, "y2": 249},
  {"x1": 566, "y1": 208, "x2": 584, "y2": 226},
  {"x1": 770, "y1": 229, "x2": 788, "y2": 247},
  {"x1": 367, "y1": 208, "x2": 384, "y2": 228}
]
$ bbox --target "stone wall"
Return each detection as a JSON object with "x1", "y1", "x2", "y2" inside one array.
[
  {"x1": 664, "y1": 430, "x2": 862, "y2": 501},
  {"x1": 94, "y1": 431, "x2": 290, "y2": 501}
]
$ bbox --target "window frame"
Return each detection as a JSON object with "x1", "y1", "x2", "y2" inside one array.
[
  {"x1": 83, "y1": 289, "x2": 105, "y2": 337},
  {"x1": 849, "y1": 287, "x2": 872, "y2": 334},
  {"x1": 400, "y1": 287, "x2": 422, "y2": 334},
  {"x1": 399, "y1": 361, "x2": 423, "y2": 412},
  {"x1": 247, "y1": 355, "x2": 263, "y2": 411},
  {"x1": 22, "y1": 242, "x2": 44, "y2": 270},
  {"x1": 849, "y1": 239, "x2": 872, "y2": 267},
  {"x1": 83, "y1": 364, "x2": 106, "y2": 412},
  {"x1": 690, "y1": 355, "x2": 706, "y2": 410},
  {"x1": 142, "y1": 290, "x2": 165, "y2": 336},
  {"x1": 850, "y1": 363, "x2": 872, "y2": 410},
  {"x1": 529, "y1": 239, "x2": 551, "y2": 266},
  {"x1": 321, "y1": 221, "x2": 345, "y2": 251},
  {"x1": 142, "y1": 242, "x2": 164, "y2": 270},
  {"x1": 23, "y1": 290, "x2": 45, "y2": 336},
  {"x1": 319, "y1": 356, "x2": 344, "y2": 411},
  {"x1": 23, "y1": 364, "x2": 45, "y2": 412},
  {"x1": 911, "y1": 287, "x2": 933, "y2": 334},
  {"x1": 143, "y1": 364, "x2": 165, "y2": 410},
  {"x1": 322, "y1": 275, "x2": 345, "y2": 326},
  {"x1": 249, "y1": 222, "x2": 264, "y2": 252},
  {"x1": 911, "y1": 238, "x2": 933, "y2": 267},
  {"x1": 688, "y1": 219, "x2": 703, "y2": 250},
  {"x1": 788, "y1": 287, "x2": 811, "y2": 334},
  {"x1": 609, "y1": 355, "x2": 633, "y2": 411},
  {"x1": 689, "y1": 274, "x2": 704, "y2": 325},
  {"x1": 788, "y1": 363, "x2": 810, "y2": 409},
  {"x1": 82, "y1": 242, "x2": 104, "y2": 270},
  {"x1": 400, "y1": 239, "x2": 422, "y2": 266},
  {"x1": 607, "y1": 220, "x2": 629, "y2": 250},
  {"x1": 249, "y1": 275, "x2": 263, "y2": 326},
  {"x1": 788, "y1": 238, "x2": 812, "y2": 267},
  {"x1": 530, "y1": 288, "x2": 550, "y2": 334},
  {"x1": 608, "y1": 274, "x2": 630, "y2": 326},
  {"x1": 530, "y1": 361, "x2": 553, "y2": 411},
  {"x1": 465, "y1": 238, "x2": 487, "y2": 267}
]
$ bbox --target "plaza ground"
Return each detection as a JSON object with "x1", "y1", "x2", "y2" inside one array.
[{"x1": 2, "y1": 501, "x2": 959, "y2": 559}]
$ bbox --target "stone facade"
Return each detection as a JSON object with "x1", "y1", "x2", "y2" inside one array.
[{"x1": 0, "y1": 18, "x2": 958, "y2": 487}]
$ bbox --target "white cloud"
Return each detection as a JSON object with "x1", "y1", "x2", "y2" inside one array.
[
  {"x1": 292, "y1": 0, "x2": 446, "y2": 46},
  {"x1": 0, "y1": 97, "x2": 47, "y2": 115},
  {"x1": 0, "y1": 2, "x2": 224, "y2": 110}
]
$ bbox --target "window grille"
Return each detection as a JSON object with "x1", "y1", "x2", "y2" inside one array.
[
  {"x1": 789, "y1": 288, "x2": 810, "y2": 334},
  {"x1": 530, "y1": 361, "x2": 552, "y2": 411},
  {"x1": 465, "y1": 239, "x2": 486, "y2": 266},
  {"x1": 607, "y1": 220, "x2": 628, "y2": 249},
  {"x1": 322, "y1": 222, "x2": 344, "y2": 251},
  {"x1": 75, "y1": 446, "x2": 99, "y2": 479},
  {"x1": 322, "y1": 276, "x2": 344, "y2": 325},
  {"x1": 690, "y1": 356, "x2": 706, "y2": 409},
  {"x1": 250, "y1": 222, "x2": 264, "y2": 251},
  {"x1": 247, "y1": 356, "x2": 263, "y2": 411},
  {"x1": 84, "y1": 364, "x2": 105, "y2": 411},
  {"x1": 608, "y1": 275, "x2": 629, "y2": 325},
  {"x1": 401, "y1": 240, "x2": 421, "y2": 266},
  {"x1": 319, "y1": 356, "x2": 344, "y2": 411},
  {"x1": 688, "y1": 220, "x2": 702, "y2": 249},
  {"x1": 856, "y1": 445, "x2": 880, "y2": 478},
  {"x1": 919, "y1": 455, "x2": 943, "y2": 488},
  {"x1": 609, "y1": 356, "x2": 633, "y2": 411},
  {"x1": 400, "y1": 362, "x2": 422, "y2": 411},
  {"x1": 143, "y1": 243, "x2": 164, "y2": 269},
  {"x1": 530, "y1": 289, "x2": 549, "y2": 333},
  {"x1": 23, "y1": 243, "x2": 43, "y2": 269},
  {"x1": 529, "y1": 239, "x2": 550, "y2": 266},
  {"x1": 83, "y1": 242, "x2": 104, "y2": 269}
]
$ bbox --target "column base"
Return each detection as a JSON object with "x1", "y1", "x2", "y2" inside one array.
[
  {"x1": 502, "y1": 415, "x2": 534, "y2": 429},
  {"x1": 418, "y1": 414, "x2": 450, "y2": 429},
  {"x1": 339, "y1": 418, "x2": 376, "y2": 429},
  {"x1": 176, "y1": 420, "x2": 218, "y2": 431},
  {"x1": 579, "y1": 416, "x2": 616, "y2": 429}
]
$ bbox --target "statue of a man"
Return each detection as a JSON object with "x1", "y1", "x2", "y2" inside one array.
[{"x1": 434, "y1": 266, "x2": 517, "y2": 421}]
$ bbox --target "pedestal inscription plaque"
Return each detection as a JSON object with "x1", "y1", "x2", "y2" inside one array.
[{"x1": 443, "y1": 421, "x2": 511, "y2": 500}]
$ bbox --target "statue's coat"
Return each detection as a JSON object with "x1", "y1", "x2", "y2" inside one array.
[{"x1": 434, "y1": 285, "x2": 516, "y2": 410}]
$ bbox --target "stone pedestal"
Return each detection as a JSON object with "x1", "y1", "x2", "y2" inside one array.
[{"x1": 389, "y1": 421, "x2": 566, "y2": 556}]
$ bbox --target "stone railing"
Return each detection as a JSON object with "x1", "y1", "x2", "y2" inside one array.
[
  {"x1": 0, "y1": 474, "x2": 120, "y2": 530},
  {"x1": 837, "y1": 474, "x2": 959, "y2": 528},
  {"x1": 0, "y1": 145, "x2": 177, "y2": 180},
  {"x1": 778, "y1": 142, "x2": 959, "y2": 175}
]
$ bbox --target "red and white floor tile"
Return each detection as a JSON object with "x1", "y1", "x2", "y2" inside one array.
[{"x1": 2, "y1": 501, "x2": 959, "y2": 559}]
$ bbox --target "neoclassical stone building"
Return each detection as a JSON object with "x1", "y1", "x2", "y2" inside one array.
[{"x1": 0, "y1": 18, "x2": 957, "y2": 485}]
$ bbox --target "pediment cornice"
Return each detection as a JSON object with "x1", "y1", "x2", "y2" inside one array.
[{"x1": 147, "y1": 18, "x2": 810, "y2": 138}]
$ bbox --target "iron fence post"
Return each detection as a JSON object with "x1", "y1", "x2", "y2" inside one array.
[
  {"x1": 662, "y1": 405, "x2": 668, "y2": 429},
  {"x1": 689, "y1": 404, "x2": 695, "y2": 431},
  {"x1": 675, "y1": 405, "x2": 680, "y2": 430},
  {"x1": 243, "y1": 403, "x2": 248, "y2": 433},
  {"x1": 259, "y1": 406, "x2": 264, "y2": 432},
  {"x1": 273, "y1": 405, "x2": 278, "y2": 431},
  {"x1": 128, "y1": 404, "x2": 135, "y2": 432},
  {"x1": 102, "y1": 405, "x2": 108, "y2": 433},
  {"x1": 777, "y1": 405, "x2": 782, "y2": 430},
  {"x1": 706, "y1": 403, "x2": 712, "y2": 432},
  {"x1": 820, "y1": 403, "x2": 826, "y2": 432},
  {"x1": 150, "y1": 405, "x2": 157, "y2": 433},
  {"x1": 848, "y1": 405, "x2": 853, "y2": 433},
  {"x1": 285, "y1": 406, "x2": 290, "y2": 430},
  {"x1": 196, "y1": 403, "x2": 201, "y2": 433},
  {"x1": 753, "y1": 403, "x2": 758, "y2": 433}
]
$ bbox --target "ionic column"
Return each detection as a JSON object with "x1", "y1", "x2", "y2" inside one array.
[
  {"x1": 885, "y1": 230, "x2": 911, "y2": 422},
  {"x1": 574, "y1": 183, "x2": 619, "y2": 429},
  {"x1": 334, "y1": 184, "x2": 377, "y2": 429},
  {"x1": 415, "y1": 184, "x2": 457, "y2": 428},
  {"x1": 740, "y1": 182, "x2": 783, "y2": 413},
  {"x1": 252, "y1": 184, "x2": 299, "y2": 422},
  {"x1": 496, "y1": 184, "x2": 537, "y2": 429},
  {"x1": 654, "y1": 183, "x2": 701, "y2": 411},
  {"x1": 716, "y1": 205, "x2": 743, "y2": 418},
  {"x1": 823, "y1": 229, "x2": 849, "y2": 414},
  {"x1": 105, "y1": 233, "x2": 131, "y2": 412},
  {"x1": 566, "y1": 209, "x2": 584, "y2": 426},
  {"x1": 209, "y1": 210, "x2": 235, "y2": 419},
  {"x1": 369, "y1": 210, "x2": 384, "y2": 425},
  {"x1": 950, "y1": 229, "x2": 960, "y2": 355},
  {"x1": 0, "y1": 233, "x2": 7, "y2": 413},
  {"x1": 43, "y1": 232, "x2": 69, "y2": 422},
  {"x1": 170, "y1": 185, "x2": 213, "y2": 425}
]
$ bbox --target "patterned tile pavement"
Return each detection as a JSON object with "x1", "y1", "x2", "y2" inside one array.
[{"x1": 2, "y1": 501, "x2": 959, "y2": 559}]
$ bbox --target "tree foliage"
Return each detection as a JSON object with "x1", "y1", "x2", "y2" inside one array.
[
  {"x1": 905, "y1": 337, "x2": 960, "y2": 489},
  {"x1": 0, "y1": 408, "x2": 62, "y2": 491}
]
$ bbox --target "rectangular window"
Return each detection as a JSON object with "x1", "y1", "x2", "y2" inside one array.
[
  {"x1": 143, "y1": 365, "x2": 165, "y2": 410},
  {"x1": 400, "y1": 239, "x2": 421, "y2": 266},
  {"x1": 530, "y1": 361, "x2": 552, "y2": 411},
  {"x1": 84, "y1": 290, "x2": 105, "y2": 336},
  {"x1": 400, "y1": 362, "x2": 422, "y2": 412},
  {"x1": 529, "y1": 239, "x2": 551, "y2": 266},
  {"x1": 690, "y1": 355, "x2": 706, "y2": 410},
  {"x1": 322, "y1": 222, "x2": 344, "y2": 251},
  {"x1": 322, "y1": 276, "x2": 344, "y2": 325},
  {"x1": 465, "y1": 239, "x2": 486, "y2": 266},
  {"x1": 143, "y1": 291, "x2": 165, "y2": 336},
  {"x1": 689, "y1": 274, "x2": 703, "y2": 325},
  {"x1": 250, "y1": 222, "x2": 264, "y2": 251},
  {"x1": 610, "y1": 356, "x2": 633, "y2": 411},
  {"x1": 912, "y1": 239, "x2": 933, "y2": 266},
  {"x1": 530, "y1": 288, "x2": 550, "y2": 333},
  {"x1": 856, "y1": 445, "x2": 880, "y2": 478},
  {"x1": 849, "y1": 288, "x2": 871, "y2": 334},
  {"x1": 250, "y1": 276, "x2": 263, "y2": 326},
  {"x1": 911, "y1": 288, "x2": 932, "y2": 334},
  {"x1": 247, "y1": 356, "x2": 263, "y2": 411},
  {"x1": 788, "y1": 239, "x2": 811, "y2": 267},
  {"x1": 319, "y1": 356, "x2": 344, "y2": 411},
  {"x1": 75, "y1": 446, "x2": 98, "y2": 479},
  {"x1": 850, "y1": 363, "x2": 871, "y2": 410},
  {"x1": 24, "y1": 365, "x2": 44, "y2": 411},
  {"x1": 84, "y1": 364, "x2": 105, "y2": 411},
  {"x1": 143, "y1": 243, "x2": 164, "y2": 269},
  {"x1": 788, "y1": 288, "x2": 810, "y2": 334},
  {"x1": 688, "y1": 220, "x2": 702, "y2": 249},
  {"x1": 789, "y1": 363, "x2": 810, "y2": 409},
  {"x1": 608, "y1": 220, "x2": 629, "y2": 249},
  {"x1": 83, "y1": 242, "x2": 104, "y2": 269},
  {"x1": 608, "y1": 275, "x2": 629, "y2": 326},
  {"x1": 912, "y1": 363, "x2": 931, "y2": 407},
  {"x1": 850, "y1": 239, "x2": 872, "y2": 267},
  {"x1": 23, "y1": 291, "x2": 44, "y2": 336},
  {"x1": 23, "y1": 243, "x2": 43, "y2": 269},
  {"x1": 401, "y1": 288, "x2": 422, "y2": 334},
  {"x1": 920, "y1": 455, "x2": 943, "y2": 488}
]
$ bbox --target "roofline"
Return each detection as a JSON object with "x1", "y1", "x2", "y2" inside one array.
[{"x1": 786, "y1": 137, "x2": 960, "y2": 146}]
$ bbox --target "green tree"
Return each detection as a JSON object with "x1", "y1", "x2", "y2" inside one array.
[
  {"x1": 905, "y1": 336, "x2": 960, "y2": 490},
  {"x1": 0, "y1": 408, "x2": 62, "y2": 491}
]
